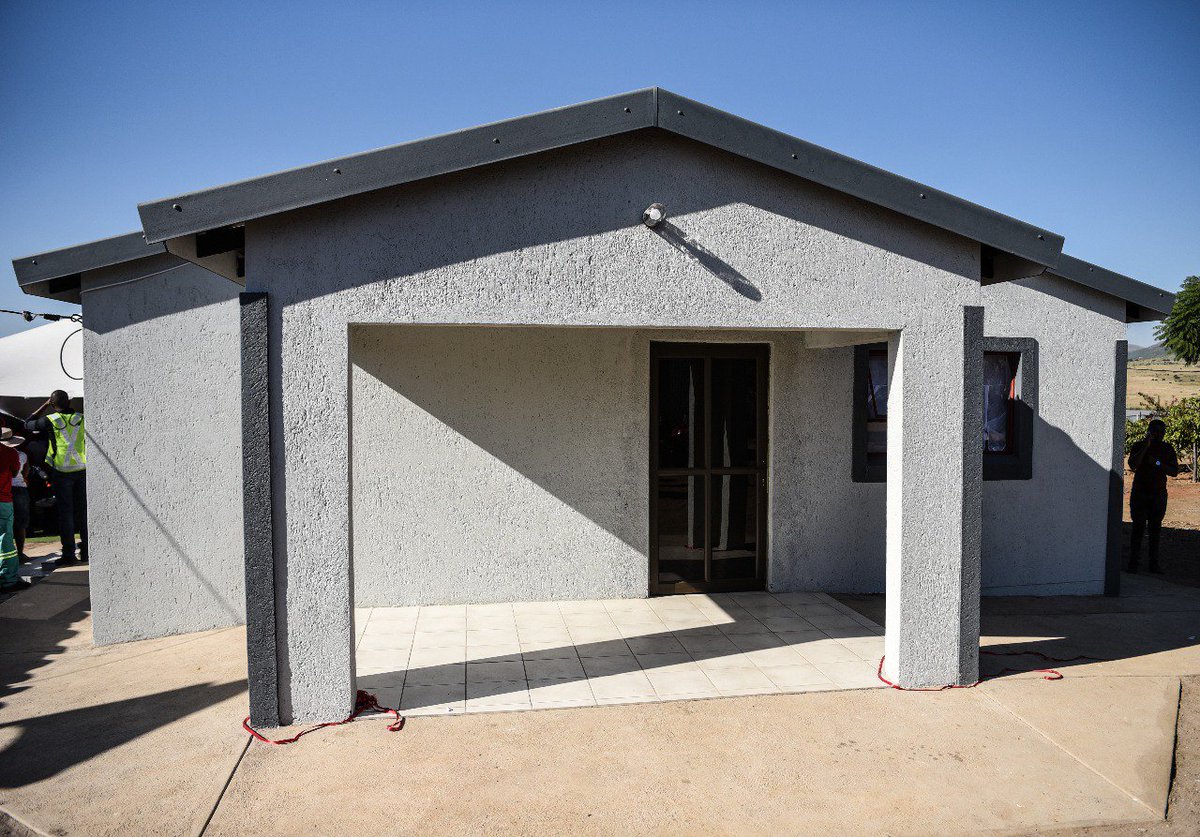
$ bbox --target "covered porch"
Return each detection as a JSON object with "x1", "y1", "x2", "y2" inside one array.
[{"x1": 354, "y1": 591, "x2": 883, "y2": 715}]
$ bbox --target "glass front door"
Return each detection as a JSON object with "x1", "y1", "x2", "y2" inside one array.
[{"x1": 649, "y1": 343, "x2": 768, "y2": 594}]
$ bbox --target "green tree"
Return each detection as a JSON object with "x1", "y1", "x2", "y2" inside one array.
[
  {"x1": 1155, "y1": 275, "x2": 1200, "y2": 365},
  {"x1": 1125, "y1": 393, "x2": 1200, "y2": 482}
]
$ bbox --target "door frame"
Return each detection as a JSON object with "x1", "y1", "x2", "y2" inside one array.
[{"x1": 648, "y1": 341, "x2": 769, "y2": 595}]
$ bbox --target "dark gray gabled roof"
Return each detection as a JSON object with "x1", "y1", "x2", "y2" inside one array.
[
  {"x1": 138, "y1": 87, "x2": 1064, "y2": 268},
  {"x1": 1048, "y1": 255, "x2": 1175, "y2": 322},
  {"x1": 15, "y1": 91, "x2": 1177, "y2": 322},
  {"x1": 12, "y1": 231, "x2": 164, "y2": 288}
]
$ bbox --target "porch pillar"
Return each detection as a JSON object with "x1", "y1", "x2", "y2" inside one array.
[{"x1": 883, "y1": 307, "x2": 984, "y2": 687}]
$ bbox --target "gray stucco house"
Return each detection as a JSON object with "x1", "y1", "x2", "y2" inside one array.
[{"x1": 12, "y1": 89, "x2": 1174, "y2": 725}]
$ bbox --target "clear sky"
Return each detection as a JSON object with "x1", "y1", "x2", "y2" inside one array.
[{"x1": 1, "y1": 1, "x2": 1197, "y2": 344}]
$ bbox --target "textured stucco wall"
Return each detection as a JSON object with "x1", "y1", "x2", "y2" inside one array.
[
  {"x1": 83, "y1": 258, "x2": 245, "y2": 644},
  {"x1": 979, "y1": 272, "x2": 1127, "y2": 595},
  {"x1": 248, "y1": 131, "x2": 985, "y2": 718},
  {"x1": 768, "y1": 271, "x2": 1130, "y2": 598},
  {"x1": 350, "y1": 325, "x2": 852, "y2": 608},
  {"x1": 350, "y1": 325, "x2": 649, "y2": 606},
  {"x1": 769, "y1": 341, "x2": 887, "y2": 592}
]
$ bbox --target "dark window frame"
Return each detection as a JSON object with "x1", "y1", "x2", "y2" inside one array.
[{"x1": 851, "y1": 337, "x2": 1038, "y2": 483}]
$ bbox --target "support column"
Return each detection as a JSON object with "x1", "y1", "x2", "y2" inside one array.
[
  {"x1": 1104, "y1": 340, "x2": 1128, "y2": 596},
  {"x1": 273, "y1": 315, "x2": 356, "y2": 723},
  {"x1": 883, "y1": 307, "x2": 983, "y2": 687},
  {"x1": 240, "y1": 291, "x2": 280, "y2": 726}
]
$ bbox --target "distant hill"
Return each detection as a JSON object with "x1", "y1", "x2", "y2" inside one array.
[{"x1": 1130, "y1": 343, "x2": 1170, "y2": 361}]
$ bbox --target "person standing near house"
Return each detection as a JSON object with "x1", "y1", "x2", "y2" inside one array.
[
  {"x1": 12, "y1": 441, "x2": 30, "y2": 563},
  {"x1": 1, "y1": 428, "x2": 31, "y2": 592},
  {"x1": 25, "y1": 391, "x2": 88, "y2": 564},
  {"x1": 1127, "y1": 418, "x2": 1178, "y2": 573}
]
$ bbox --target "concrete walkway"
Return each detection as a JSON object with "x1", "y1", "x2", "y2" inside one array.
[{"x1": 0, "y1": 572, "x2": 1194, "y2": 835}]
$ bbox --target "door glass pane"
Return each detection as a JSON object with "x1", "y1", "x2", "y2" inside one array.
[
  {"x1": 657, "y1": 358, "x2": 705, "y2": 469},
  {"x1": 710, "y1": 475, "x2": 757, "y2": 580},
  {"x1": 710, "y1": 357, "x2": 758, "y2": 467},
  {"x1": 656, "y1": 476, "x2": 706, "y2": 583}
]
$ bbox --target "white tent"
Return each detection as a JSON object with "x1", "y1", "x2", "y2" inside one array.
[{"x1": 0, "y1": 321, "x2": 84, "y2": 412}]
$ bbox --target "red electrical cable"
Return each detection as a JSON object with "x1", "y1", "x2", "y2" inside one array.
[
  {"x1": 243, "y1": 690, "x2": 404, "y2": 745},
  {"x1": 877, "y1": 649, "x2": 1106, "y2": 691}
]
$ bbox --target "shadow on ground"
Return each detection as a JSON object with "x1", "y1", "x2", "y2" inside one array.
[
  {"x1": 836, "y1": 571, "x2": 1200, "y2": 678},
  {"x1": 0, "y1": 568, "x2": 246, "y2": 789},
  {"x1": 1120, "y1": 523, "x2": 1200, "y2": 589},
  {"x1": 0, "y1": 681, "x2": 246, "y2": 788}
]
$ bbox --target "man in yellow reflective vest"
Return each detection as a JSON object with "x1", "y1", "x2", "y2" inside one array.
[{"x1": 26, "y1": 390, "x2": 88, "y2": 564}]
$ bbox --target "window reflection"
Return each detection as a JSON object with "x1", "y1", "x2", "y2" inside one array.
[
  {"x1": 710, "y1": 474, "x2": 757, "y2": 580},
  {"x1": 866, "y1": 349, "x2": 889, "y2": 456},
  {"x1": 862, "y1": 348, "x2": 1019, "y2": 456},
  {"x1": 656, "y1": 477, "x2": 706, "y2": 583},
  {"x1": 711, "y1": 358, "x2": 758, "y2": 467},
  {"x1": 983, "y1": 352, "x2": 1018, "y2": 453},
  {"x1": 657, "y1": 358, "x2": 704, "y2": 469}
]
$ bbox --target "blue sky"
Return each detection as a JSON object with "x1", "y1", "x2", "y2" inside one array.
[{"x1": 1, "y1": 1, "x2": 1197, "y2": 345}]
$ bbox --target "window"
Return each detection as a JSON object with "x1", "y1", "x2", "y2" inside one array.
[
  {"x1": 852, "y1": 338, "x2": 1037, "y2": 482},
  {"x1": 983, "y1": 352, "x2": 1019, "y2": 455},
  {"x1": 865, "y1": 349, "x2": 889, "y2": 458}
]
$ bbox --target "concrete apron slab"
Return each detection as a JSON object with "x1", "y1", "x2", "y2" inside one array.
[
  {"x1": 982, "y1": 675, "x2": 1181, "y2": 818},
  {"x1": 1, "y1": 567, "x2": 1189, "y2": 835},
  {"x1": 207, "y1": 688, "x2": 1158, "y2": 836},
  {"x1": 0, "y1": 620, "x2": 250, "y2": 837}
]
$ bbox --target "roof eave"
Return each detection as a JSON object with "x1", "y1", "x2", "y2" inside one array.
[
  {"x1": 137, "y1": 87, "x2": 1064, "y2": 270},
  {"x1": 13, "y1": 232, "x2": 166, "y2": 287},
  {"x1": 138, "y1": 88, "x2": 659, "y2": 244},
  {"x1": 12, "y1": 231, "x2": 169, "y2": 302},
  {"x1": 654, "y1": 90, "x2": 1063, "y2": 267},
  {"x1": 1048, "y1": 255, "x2": 1175, "y2": 322}
]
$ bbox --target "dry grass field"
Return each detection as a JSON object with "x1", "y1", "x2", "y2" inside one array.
[{"x1": 1126, "y1": 358, "x2": 1200, "y2": 407}]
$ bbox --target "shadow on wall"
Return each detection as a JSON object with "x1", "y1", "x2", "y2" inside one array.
[
  {"x1": 980, "y1": 414, "x2": 1115, "y2": 594},
  {"x1": 348, "y1": 323, "x2": 1119, "y2": 601},
  {"x1": 350, "y1": 325, "x2": 649, "y2": 603},
  {"x1": 82, "y1": 259, "x2": 240, "y2": 334},
  {"x1": 774, "y1": 407, "x2": 1118, "y2": 595},
  {"x1": 258, "y1": 131, "x2": 976, "y2": 308},
  {"x1": 651, "y1": 221, "x2": 762, "y2": 301}
]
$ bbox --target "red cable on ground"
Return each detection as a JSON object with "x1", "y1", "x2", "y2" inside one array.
[
  {"x1": 242, "y1": 690, "x2": 404, "y2": 745},
  {"x1": 877, "y1": 650, "x2": 1107, "y2": 691},
  {"x1": 243, "y1": 652, "x2": 1105, "y2": 743}
]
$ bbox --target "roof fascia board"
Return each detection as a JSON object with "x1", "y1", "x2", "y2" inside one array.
[
  {"x1": 654, "y1": 90, "x2": 1064, "y2": 268},
  {"x1": 139, "y1": 89, "x2": 657, "y2": 243},
  {"x1": 1048, "y1": 254, "x2": 1175, "y2": 321},
  {"x1": 13, "y1": 232, "x2": 165, "y2": 287}
]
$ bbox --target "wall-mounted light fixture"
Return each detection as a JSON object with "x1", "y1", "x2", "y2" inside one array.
[{"x1": 642, "y1": 203, "x2": 667, "y2": 228}]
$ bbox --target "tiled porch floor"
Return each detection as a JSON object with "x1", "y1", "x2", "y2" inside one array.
[{"x1": 355, "y1": 592, "x2": 884, "y2": 716}]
